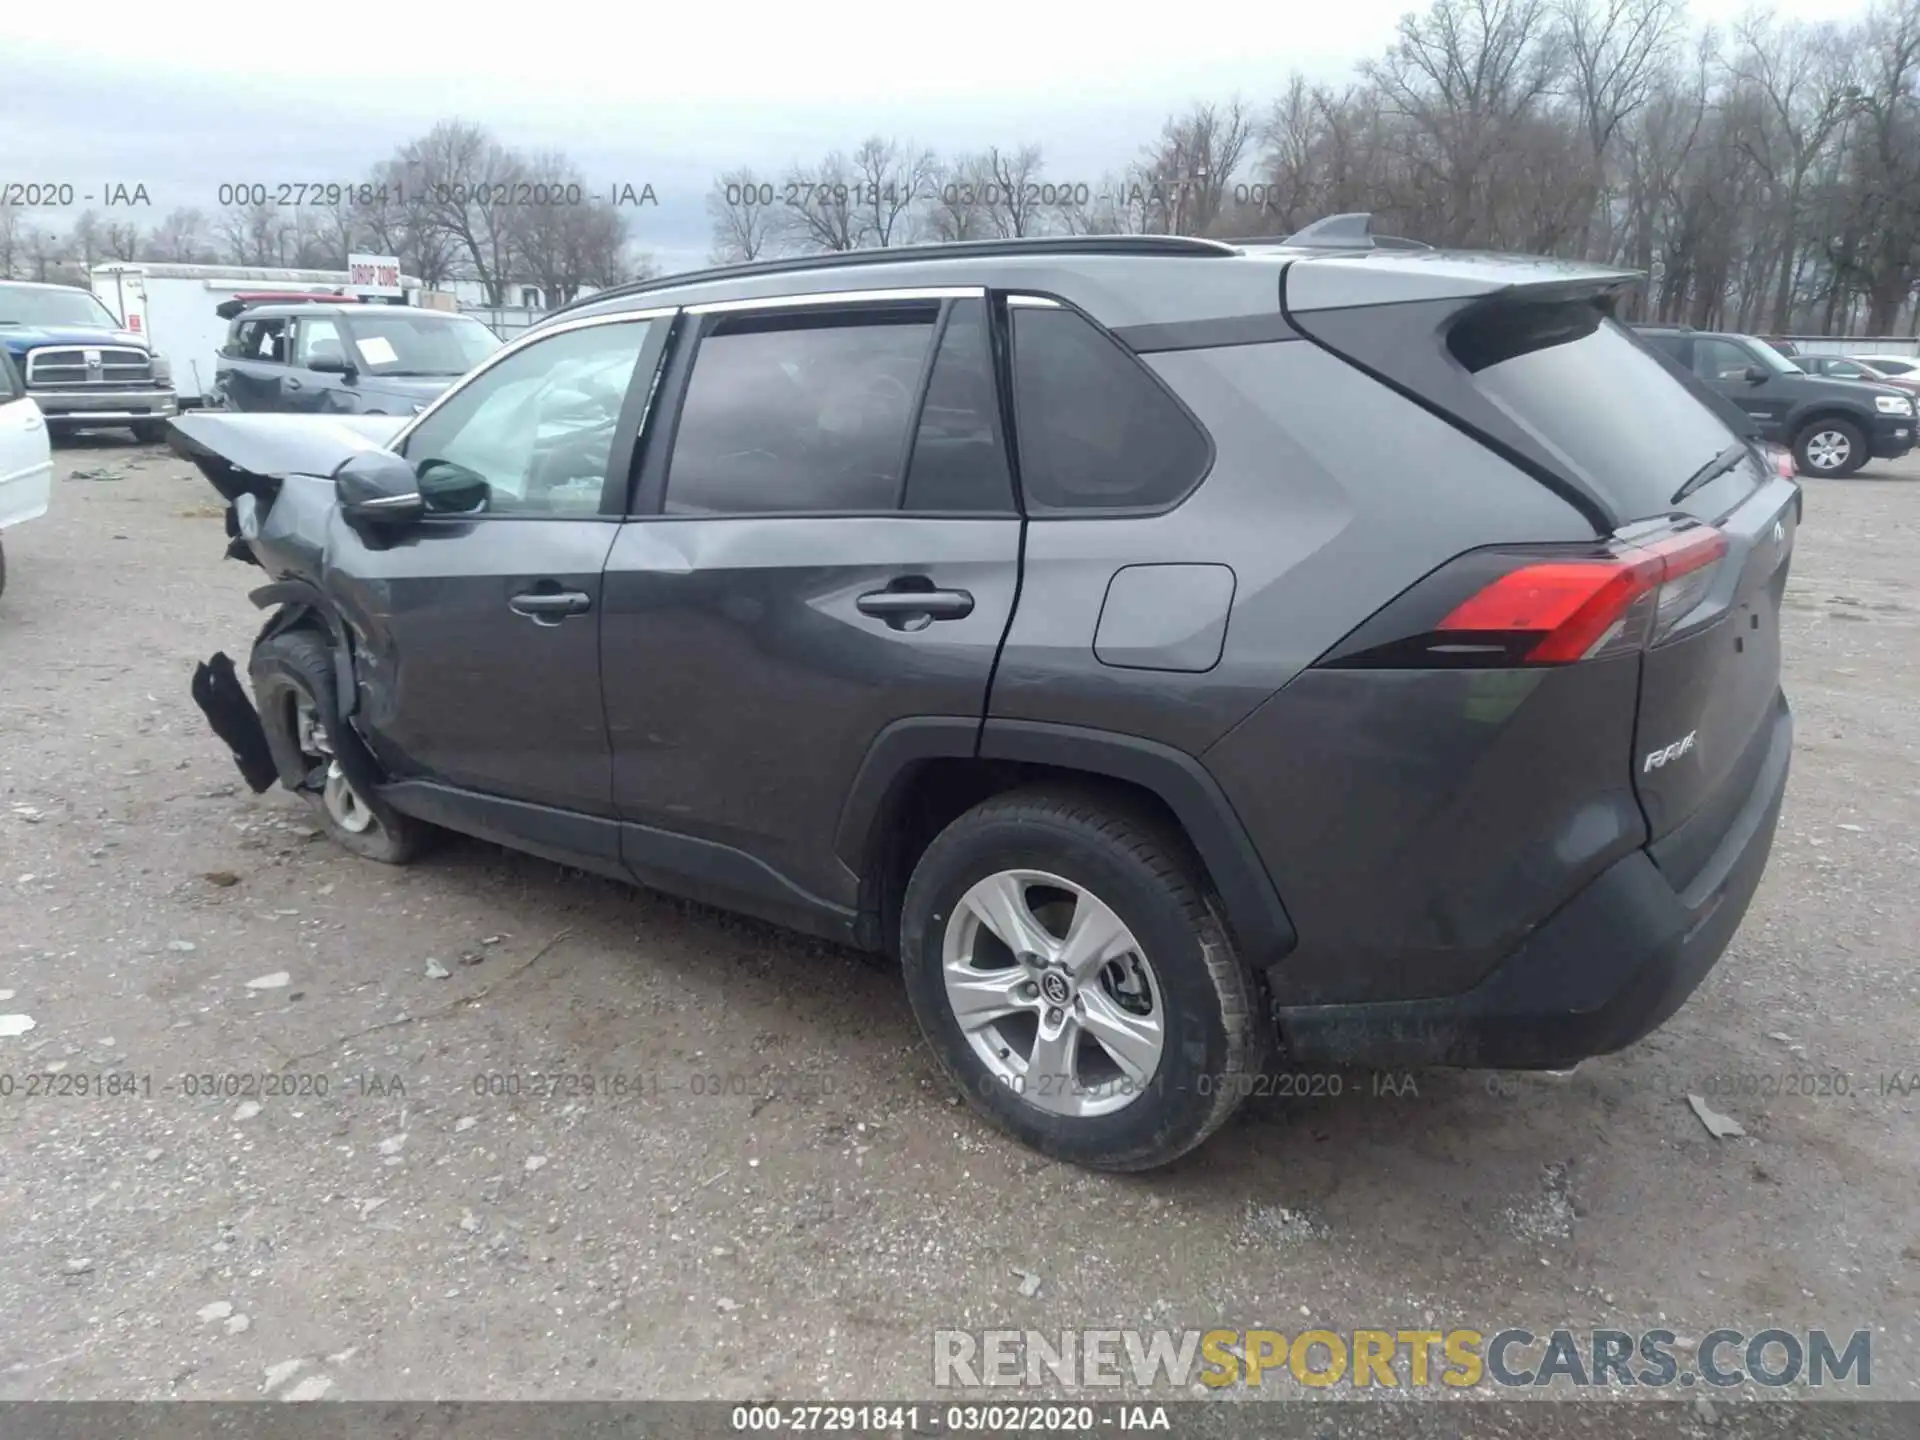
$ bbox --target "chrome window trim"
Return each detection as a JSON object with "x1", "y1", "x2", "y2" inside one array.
[
  {"x1": 685, "y1": 286, "x2": 984, "y2": 316},
  {"x1": 387, "y1": 306, "x2": 679, "y2": 452},
  {"x1": 1005, "y1": 295, "x2": 1063, "y2": 309}
]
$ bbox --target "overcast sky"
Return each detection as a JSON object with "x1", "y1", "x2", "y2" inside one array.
[{"x1": 3, "y1": 0, "x2": 1875, "y2": 273}]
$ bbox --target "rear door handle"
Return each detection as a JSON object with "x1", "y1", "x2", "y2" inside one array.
[
  {"x1": 856, "y1": 587, "x2": 975, "y2": 626},
  {"x1": 285, "y1": 379, "x2": 303, "y2": 391},
  {"x1": 510, "y1": 589, "x2": 593, "y2": 624}
]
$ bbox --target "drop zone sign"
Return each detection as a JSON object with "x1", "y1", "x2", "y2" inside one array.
[{"x1": 348, "y1": 253, "x2": 404, "y2": 297}]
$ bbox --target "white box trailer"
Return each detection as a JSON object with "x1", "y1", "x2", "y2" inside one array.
[{"x1": 90, "y1": 263, "x2": 425, "y2": 407}]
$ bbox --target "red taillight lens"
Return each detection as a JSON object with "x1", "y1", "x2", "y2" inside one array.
[{"x1": 1436, "y1": 526, "x2": 1728, "y2": 664}]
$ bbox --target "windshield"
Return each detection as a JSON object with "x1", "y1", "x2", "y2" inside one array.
[
  {"x1": 0, "y1": 285, "x2": 122, "y2": 329},
  {"x1": 339, "y1": 311, "x2": 502, "y2": 377}
]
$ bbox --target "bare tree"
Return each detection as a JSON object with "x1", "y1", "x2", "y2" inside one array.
[
  {"x1": 0, "y1": 205, "x2": 24, "y2": 277},
  {"x1": 146, "y1": 208, "x2": 215, "y2": 263},
  {"x1": 355, "y1": 160, "x2": 461, "y2": 289},
  {"x1": 1560, "y1": 0, "x2": 1684, "y2": 254},
  {"x1": 1138, "y1": 100, "x2": 1257, "y2": 234},
  {"x1": 850, "y1": 136, "x2": 937, "y2": 247},
  {"x1": 216, "y1": 201, "x2": 288, "y2": 266},
  {"x1": 777, "y1": 152, "x2": 862, "y2": 253},
  {"x1": 1842, "y1": 0, "x2": 1920, "y2": 333},
  {"x1": 983, "y1": 145, "x2": 1050, "y2": 238},
  {"x1": 508, "y1": 151, "x2": 627, "y2": 303},
  {"x1": 924, "y1": 154, "x2": 998, "y2": 242},
  {"x1": 395, "y1": 120, "x2": 525, "y2": 304},
  {"x1": 708, "y1": 168, "x2": 778, "y2": 262}
]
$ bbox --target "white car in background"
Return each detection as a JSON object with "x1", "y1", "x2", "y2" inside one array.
[
  {"x1": 0, "y1": 350, "x2": 54, "y2": 599},
  {"x1": 1843, "y1": 354, "x2": 1920, "y2": 383}
]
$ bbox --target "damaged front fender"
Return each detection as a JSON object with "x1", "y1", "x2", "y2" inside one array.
[
  {"x1": 170, "y1": 412, "x2": 408, "y2": 579},
  {"x1": 172, "y1": 412, "x2": 410, "y2": 799}
]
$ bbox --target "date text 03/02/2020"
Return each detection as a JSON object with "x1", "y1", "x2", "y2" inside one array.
[{"x1": 729, "y1": 1404, "x2": 1171, "y2": 1433}]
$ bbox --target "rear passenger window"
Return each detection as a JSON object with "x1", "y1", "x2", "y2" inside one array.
[
  {"x1": 665, "y1": 308, "x2": 937, "y2": 516},
  {"x1": 1009, "y1": 305, "x2": 1209, "y2": 513},
  {"x1": 903, "y1": 299, "x2": 1015, "y2": 513}
]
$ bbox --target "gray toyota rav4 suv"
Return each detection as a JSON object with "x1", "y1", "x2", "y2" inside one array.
[{"x1": 175, "y1": 216, "x2": 1798, "y2": 1170}]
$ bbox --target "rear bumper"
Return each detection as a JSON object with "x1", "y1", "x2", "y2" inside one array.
[
  {"x1": 1275, "y1": 697, "x2": 1792, "y2": 1069},
  {"x1": 32, "y1": 389, "x2": 177, "y2": 422}
]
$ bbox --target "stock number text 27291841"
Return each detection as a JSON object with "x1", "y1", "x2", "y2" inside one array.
[{"x1": 215, "y1": 183, "x2": 409, "y2": 209}]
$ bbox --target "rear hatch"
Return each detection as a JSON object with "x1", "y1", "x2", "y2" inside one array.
[{"x1": 1291, "y1": 273, "x2": 1798, "y2": 873}]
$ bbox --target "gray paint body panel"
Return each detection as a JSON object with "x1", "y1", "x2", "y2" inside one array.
[
  {"x1": 988, "y1": 342, "x2": 1595, "y2": 756},
  {"x1": 1093, "y1": 564, "x2": 1236, "y2": 673},
  {"x1": 599, "y1": 515, "x2": 1019, "y2": 911}
]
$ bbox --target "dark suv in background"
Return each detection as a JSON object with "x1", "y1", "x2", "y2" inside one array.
[
  {"x1": 1637, "y1": 326, "x2": 1914, "y2": 477},
  {"x1": 215, "y1": 300, "x2": 501, "y2": 415},
  {"x1": 177, "y1": 217, "x2": 1798, "y2": 1170}
]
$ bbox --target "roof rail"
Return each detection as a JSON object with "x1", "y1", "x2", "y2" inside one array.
[
  {"x1": 548, "y1": 233, "x2": 1242, "y2": 319},
  {"x1": 213, "y1": 292, "x2": 365, "y2": 320},
  {"x1": 1267, "y1": 213, "x2": 1433, "y2": 252}
]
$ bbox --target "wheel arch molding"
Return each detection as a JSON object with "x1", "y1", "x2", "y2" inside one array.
[{"x1": 834, "y1": 715, "x2": 1298, "y2": 968}]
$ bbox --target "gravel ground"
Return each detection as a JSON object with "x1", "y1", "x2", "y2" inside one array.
[{"x1": 0, "y1": 434, "x2": 1915, "y2": 1408}]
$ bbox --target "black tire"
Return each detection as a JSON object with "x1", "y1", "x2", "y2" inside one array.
[
  {"x1": 248, "y1": 627, "x2": 427, "y2": 864},
  {"x1": 899, "y1": 785, "x2": 1268, "y2": 1171},
  {"x1": 1792, "y1": 416, "x2": 1867, "y2": 478},
  {"x1": 132, "y1": 420, "x2": 168, "y2": 444}
]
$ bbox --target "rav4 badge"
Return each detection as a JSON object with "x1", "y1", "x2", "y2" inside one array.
[{"x1": 1644, "y1": 731, "x2": 1698, "y2": 772}]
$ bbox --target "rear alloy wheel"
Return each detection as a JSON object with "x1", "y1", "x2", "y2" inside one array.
[
  {"x1": 1794, "y1": 418, "x2": 1866, "y2": 478},
  {"x1": 900, "y1": 787, "x2": 1267, "y2": 1171},
  {"x1": 944, "y1": 869, "x2": 1167, "y2": 1119}
]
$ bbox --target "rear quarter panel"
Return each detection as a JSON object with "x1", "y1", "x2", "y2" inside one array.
[
  {"x1": 994, "y1": 337, "x2": 1635, "y2": 1005},
  {"x1": 989, "y1": 340, "x2": 1596, "y2": 752}
]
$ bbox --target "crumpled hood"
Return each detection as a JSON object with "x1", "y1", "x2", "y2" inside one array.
[
  {"x1": 0, "y1": 323, "x2": 151, "y2": 355},
  {"x1": 169, "y1": 412, "x2": 409, "y2": 502}
]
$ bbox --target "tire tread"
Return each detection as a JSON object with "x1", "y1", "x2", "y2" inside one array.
[{"x1": 902, "y1": 782, "x2": 1269, "y2": 1171}]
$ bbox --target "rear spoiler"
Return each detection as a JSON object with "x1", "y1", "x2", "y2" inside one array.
[{"x1": 1284, "y1": 271, "x2": 1655, "y2": 531}]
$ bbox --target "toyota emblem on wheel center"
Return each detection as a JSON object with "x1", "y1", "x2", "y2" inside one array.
[{"x1": 1041, "y1": 971, "x2": 1071, "y2": 1005}]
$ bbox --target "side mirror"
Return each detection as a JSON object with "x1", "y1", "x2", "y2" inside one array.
[
  {"x1": 1744, "y1": 365, "x2": 1768, "y2": 385},
  {"x1": 306, "y1": 353, "x2": 354, "y2": 375},
  {"x1": 334, "y1": 449, "x2": 424, "y2": 525}
]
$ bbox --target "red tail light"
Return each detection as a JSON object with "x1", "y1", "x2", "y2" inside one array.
[
  {"x1": 1438, "y1": 527, "x2": 1727, "y2": 663},
  {"x1": 1322, "y1": 524, "x2": 1730, "y2": 670}
]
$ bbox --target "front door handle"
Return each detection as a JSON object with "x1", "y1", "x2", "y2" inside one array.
[
  {"x1": 510, "y1": 589, "x2": 593, "y2": 625},
  {"x1": 285, "y1": 379, "x2": 303, "y2": 391},
  {"x1": 856, "y1": 586, "x2": 975, "y2": 629}
]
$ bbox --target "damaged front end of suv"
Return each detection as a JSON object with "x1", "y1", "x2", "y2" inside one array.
[{"x1": 171, "y1": 412, "x2": 429, "y2": 863}]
